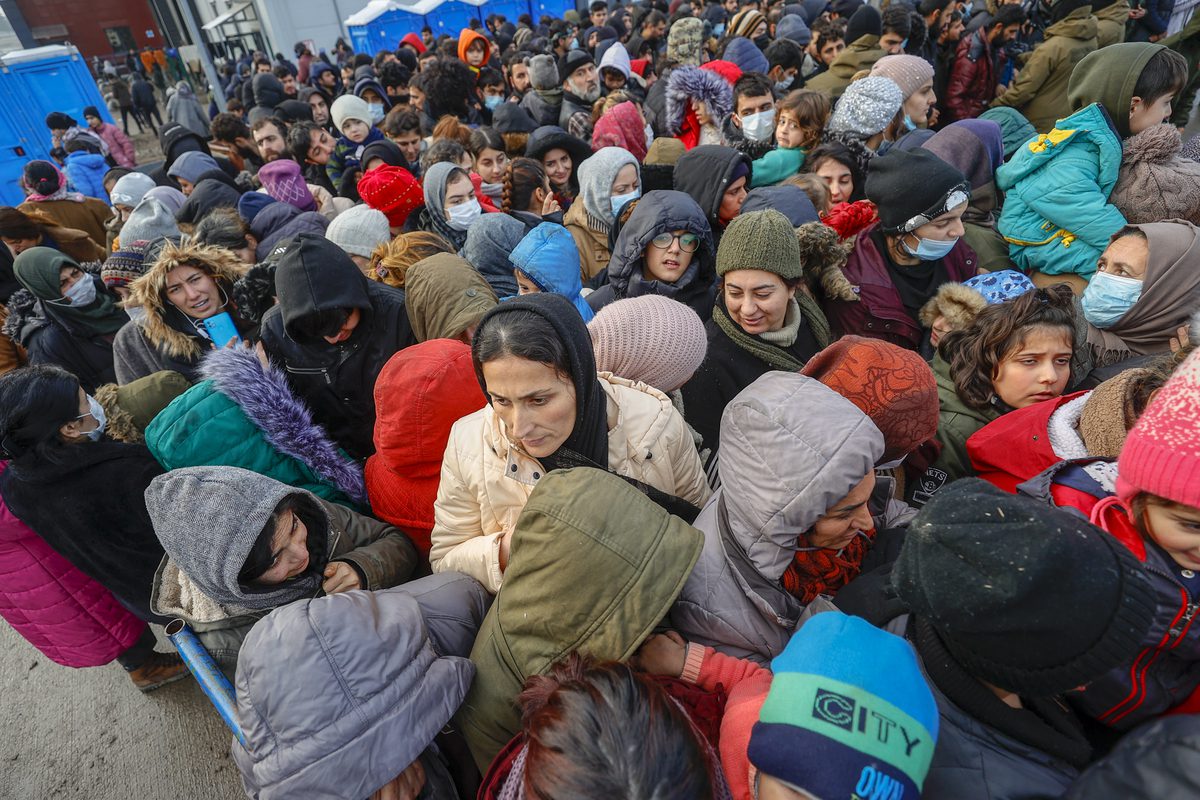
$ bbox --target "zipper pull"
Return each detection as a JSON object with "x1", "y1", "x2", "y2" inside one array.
[{"x1": 1169, "y1": 602, "x2": 1198, "y2": 638}]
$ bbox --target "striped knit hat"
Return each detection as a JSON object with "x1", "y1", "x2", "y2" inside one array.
[{"x1": 101, "y1": 240, "x2": 152, "y2": 288}]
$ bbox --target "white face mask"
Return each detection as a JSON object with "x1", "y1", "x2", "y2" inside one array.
[
  {"x1": 51, "y1": 275, "x2": 97, "y2": 307},
  {"x1": 124, "y1": 305, "x2": 148, "y2": 325},
  {"x1": 740, "y1": 108, "x2": 775, "y2": 143},
  {"x1": 447, "y1": 197, "x2": 482, "y2": 231},
  {"x1": 73, "y1": 394, "x2": 107, "y2": 441}
]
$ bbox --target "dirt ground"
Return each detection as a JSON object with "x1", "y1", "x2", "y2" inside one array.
[{"x1": 0, "y1": 622, "x2": 244, "y2": 799}]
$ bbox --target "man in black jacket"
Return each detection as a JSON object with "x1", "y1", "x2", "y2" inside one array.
[{"x1": 259, "y1": 234, "x2": 417, "y2": 460}]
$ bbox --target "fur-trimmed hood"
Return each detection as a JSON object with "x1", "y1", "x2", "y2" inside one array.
[
  {"x1": 196, "y1": 346, "x2": 367, "y2": 505},
  {"x1": 918, "y1": 281, "x2": 988, "y2": 329},
  {"x1": 665, "y1": 66, "x2": 733, "y2": 138},
  {"x1": 127, "y1": 241, "x2": 249, "y2": 360}
]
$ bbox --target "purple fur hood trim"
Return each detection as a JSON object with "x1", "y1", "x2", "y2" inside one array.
[
  {"x1": 665, "y1": 66, "x2": 733, "y2": 137},
  {"x1": 199, "y1": 347, "x2": 367, "y2": 505}
]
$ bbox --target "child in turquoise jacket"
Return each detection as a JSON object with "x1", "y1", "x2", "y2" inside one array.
[{"x1": 996, "y1": 43, "x2": 1188, "y2": 280}]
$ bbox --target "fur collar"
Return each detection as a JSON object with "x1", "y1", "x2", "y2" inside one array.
[
  {"x1": 665, "y1": 66, "x2": 733, "y2": 137},
  {"x1": 199, "y1": 347, "x2": 367, "y2": 505}
]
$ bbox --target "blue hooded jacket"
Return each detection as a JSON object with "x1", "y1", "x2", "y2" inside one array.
[
  {"x1": 64, "y1": 152, "x2": 110, "y2": 201},
  {"x1": 995, "y1": 103, "x2": 1125, "y2": 279},
  {"x1": 509, "y1": 222, "x2": 595, "y2": 321}
]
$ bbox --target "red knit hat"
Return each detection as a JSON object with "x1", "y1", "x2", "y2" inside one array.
[
  {"x1": 799, "y1": 335, "x2": 938, "y2": 463},
  {"x1": 1117, "y1": 348, "x2": 1200, "y2": 508},
  {"x1": 358, "y1": 165, "x2": 423, "y2": 228}
]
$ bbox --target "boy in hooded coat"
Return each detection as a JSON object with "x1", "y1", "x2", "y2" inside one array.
[{"x1": 996, "y1": 43, "x2": 1185, "y2": 282}]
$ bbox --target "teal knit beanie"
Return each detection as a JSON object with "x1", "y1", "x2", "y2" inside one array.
[{"x1": 715, "y1": 209, "x2": 803, "y2": 280}]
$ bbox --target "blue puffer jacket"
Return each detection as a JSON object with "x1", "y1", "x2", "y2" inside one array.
[
  {"x1": 508, "y1": 222, "x2": 595, "y2": 321},
  {"x1": 995, "y1": 103, "x2": 1126, "y2": 279},
  {"x1": 64, "y1": 152, "x2": 110, "y2": 201}
]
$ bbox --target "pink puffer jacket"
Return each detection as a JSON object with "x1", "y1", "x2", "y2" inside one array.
[{"x1": 0, "y1": 462, "x2": 144, "y2": 667}]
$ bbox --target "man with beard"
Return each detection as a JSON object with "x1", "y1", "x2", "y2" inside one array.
[
  {"x1": 504, "y1": 50, "x2": 533, "y2": 98},
  {"x1": 209, "y1": 112, "x2": 263, "y2": 174},
  {"x1": 252, "y1": 117, "x2": 290, "y2": 164},
  {"x1": 559, "y1": 50, "x2": 600, "y2": 139}
]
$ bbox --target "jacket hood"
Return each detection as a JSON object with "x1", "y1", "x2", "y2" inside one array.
[
  {"x1": 458, "y1": 28, "x2": 493, "y2": 66},
  {"x1": 576, "y1": 146, "x2": 639, "y2": 227},
  {"x1": 665, "y1": 66, "x2": 734, "y2": 138},
  {"x1": 598, "y1": 40, "x2": 631, "y2": 79},
  {"x1": 197, "y1": 346, "x2": 367, "y2": 505},
  {"x1": 459, "y1": 213, "x2": 524, "y2": 297},
  {"x1": 159, "y1": 122, "x2": 211, "y2": 168},
  {"x1": 607, "y1": 190, "x2": 716, "y2": 296},
  {"x1": 673, "y1": 145, "x2": 751, "y2": 223},
  {"x1": 509, "y1": 222, "x2": 594, "y2": 320},
  {"x1": 252, "y1": 73, "x2": 285, "y2": 108},
  {"x1": 128, "y1": 241, "x2": 248, "y2": 359},
  {"x1": 176, "y1": 174, "x2": 242, "y2": 227},
  {"x1": 592, "y1": 101, "x2": 648, "y2": 162},
  {"x1": 403, "y1": 253, "x2": 498, "y2": 341},
  {"x1": 723, "y1": 37, "x2": 769, "y2": 74},
  {"x1": 249, "y1": 201, "x2": 330, "y2": 261},
  {"x1": 461, "y1": 466, "x2": 704, "y2": 767},
  {"x1": 231, "y1": 582, "x2": 475, "y2": 797},
  {"x1": 274, "y1": 233, "x2": 372, "y2": 343},
  {"x1": 145, "y1": 466, "x2": 331, "y2": 610},
  {"x1": 66, "y1": 151, "x2": 109, "y2": 170},
  {"x1": 742, "y1": 185, "x2": 820, "y2": 226},
  {"x1": 1068, "y1": 42, "x2": 1165, "y2": 139},
  {"x1": 717, "y1": 372, "x2": 884, "y2": 581}
]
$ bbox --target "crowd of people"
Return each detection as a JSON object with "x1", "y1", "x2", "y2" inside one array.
[{"x1": 1, "y1": 0, "x2": 1199, "y2": 796}]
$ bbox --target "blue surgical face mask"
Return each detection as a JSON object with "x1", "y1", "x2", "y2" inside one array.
[
  {"x1": 368, "y1": 102, "x2": 385, "y2": 124},
  {"x1": 1082, "y1": 271, "x2": 1143, "y2": 328},
  {"x1": 773, "y1": 75, "x2": 794, "y2": 94},
  {"x1": 569, "y1": 37, "x2": 580, "y2": 49},
  {"x1": 741, "y1": 107, "x2": 775, "y2": 142},
  {"x1": 902, "y1": 234, "x2": 959, "y2": 260},
  {"x1": 899, "y1": 37, "x2": 909, "y2": 50},
  {"x1": 50, "y1": 274, "x2": 97, "y2": 307},
  {"x1": 903, "y1": 114, "x2": 918, "y2": 131},
  {"x1": 610, "y1": 187, "x2": 640, "y2": 216},
  {"x1": 484, "y1": 94, "x2": 505, "y2": 111},
  {"x1": 447, "y1": 198, "x2": 482, "y2": 231},
  {"x1": 713, "y1": 23, "x2": 726, "y2": 36},
  {"x1": 73, "y1": 394, "x2": 107, "y2": 441}
]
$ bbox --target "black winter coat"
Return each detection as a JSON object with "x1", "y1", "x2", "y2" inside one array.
[
  {"x1": 260, "y1": 246, "x2": 417, "y2": 460},
  {"x1": 4, "y1": 282, "x2": 121, "y2": 392},
  {"x1": 680, "y1": 306, "x2": 822, "y2": 454},
  {"x1": 0, "y1": 442, "x2": 167, "y2": 622}
]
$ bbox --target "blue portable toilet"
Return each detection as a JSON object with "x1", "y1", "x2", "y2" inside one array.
[
  {"x1": 427, "y1": 0, "x2": 482, "y2": 38},
  {"x1": 531, "y1": 0, "x2": 578, "y2": 20},
  {"x1": 475, "y1": 0, "x2": 533, "y2": 25},
  {"x1": 346, "y1": 0, "x2": 435, "y2": 52},
  {"x1": 0, "y1": 45, "x2": 109, "y2": 207}
]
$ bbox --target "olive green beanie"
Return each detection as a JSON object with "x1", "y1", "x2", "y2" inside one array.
[{"x1": 715, "y1": 209, "x2": 803, "y2": 279}]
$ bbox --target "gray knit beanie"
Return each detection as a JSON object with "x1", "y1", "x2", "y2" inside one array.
[
  {"x1": 122, "y1": 197, "x2": 182, "y2": 244},
  {"x1": 716, "y1": 209, "x2": 803, "y2": 279},
  {"x1": 325, "y1": 205, "x2": 391, "y2": 258},
  {"x1": 529, "y1": 54, "x2": 560, "y2": 91},
  {"x1": 827, "y1": 76, "x2": 903, "y2": 138}
]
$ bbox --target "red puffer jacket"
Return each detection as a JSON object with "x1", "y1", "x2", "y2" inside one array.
[
  {"x1": 968, "y1": 391, "x2": 1088, "y2": 493},
  {"x1": 0, "y1": 461, "x2": 144, "y2": 667},
  {"x1": 945, "y1": 29, "x2": 1007, "y2": 123}
]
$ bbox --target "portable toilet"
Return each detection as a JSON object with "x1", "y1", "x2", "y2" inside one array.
[
  {"x1": 474, "y1": 0, "x2": 533, "y2": 26},
  {"x1": 346, "y1": 0, "x2": 437, "y2": 53},
  {"x1": 426, "y1": 0, "x2": 482, "y2": 38},
  {"x1": 530, "y1": 0, "x2": 579, "y2": 21},
  {"x1": 0, "y1": 44, "x2": 109, "y2": 206}
]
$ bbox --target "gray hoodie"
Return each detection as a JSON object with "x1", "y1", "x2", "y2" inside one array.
[
  {"x1": 670, "y1": 372, "x2": 884, "y2": 662},
  {"x1": 232, "y1": 572, "x2": 489, "y2": 798},
  {"x1": 146, "y1": 466, "x2": 418, "y2": 667}
]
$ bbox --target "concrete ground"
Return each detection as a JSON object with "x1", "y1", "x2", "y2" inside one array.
[{"x1": 0, "y1": 622, "x2": 244, "y2": 800}]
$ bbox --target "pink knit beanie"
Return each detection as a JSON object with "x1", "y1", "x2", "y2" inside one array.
[
  {"x1": 869, "y1": 55, "x2": 935, "y2": 100},
  {"x1": 588, "y1": 296, "x2": 707, "y2": 393},
  {"x1": 1117, "y1": 348, "x2": 1200, "y2": 508},
  {"x1": 258, "y1": 159, "x2": 317, "y2": 212}
]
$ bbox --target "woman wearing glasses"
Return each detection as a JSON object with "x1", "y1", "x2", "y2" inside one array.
[
  {"x1": 587, "y1": 190, "x2": 718, "y2": 321},
  {"x1": 681, "y1": 209, "x2": 833, "y2": 460}
]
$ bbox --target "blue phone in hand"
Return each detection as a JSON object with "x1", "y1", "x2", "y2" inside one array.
[{"x1": 204, "y1": 311, "x2": 241, "y2": 346}]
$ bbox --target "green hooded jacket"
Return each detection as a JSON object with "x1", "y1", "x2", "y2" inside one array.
[
  {"x1": 991, "y1": 8, "x2": 1098, "y2": 133},
  {"x1": 458, "y1": 467, "x2": 704, "y2": 771},
  {"x1": 805, "y1": 35, "x2": 885, "y2": 98}
]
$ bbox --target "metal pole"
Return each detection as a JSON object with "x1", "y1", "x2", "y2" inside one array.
[{"x1": 176, "y1": 0, "x2": 226, "y2": 110}]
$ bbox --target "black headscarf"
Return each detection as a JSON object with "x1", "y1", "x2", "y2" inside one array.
[
  {"x1": 360, "y1": 139, "x2": 410, "y2": 173},
  {"x1": 473, "y1": 293, "x2": 609, "y2": 472}
]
